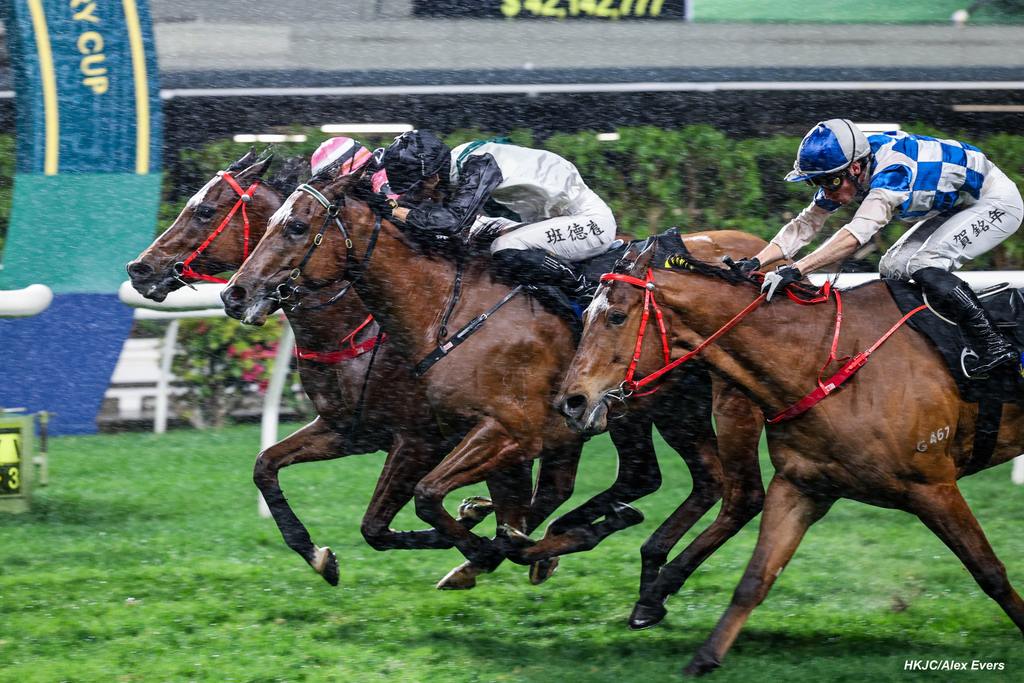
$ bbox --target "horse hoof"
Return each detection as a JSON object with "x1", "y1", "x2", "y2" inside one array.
[
  {"x1": 311, "y1": 546, "x2": 339, "y2": 587},
  {"x1": 529, "y1": 557, "x2": 559, "y2": 585},
  {"x1": 682, "y1": 651, "x2": 721, "y2": 677},
  {"x1": 628, "y1": 600, "x2": 667, "y2": 630},
  {"x1": 457, "y1": 496, "x2": 494, "y2": 524},
  {"x1": 609, "y1": 502, "x2": 645, "y2": 529},
  {"x1": 436, "y1": 561, "x2": 482, "y2": 590}
]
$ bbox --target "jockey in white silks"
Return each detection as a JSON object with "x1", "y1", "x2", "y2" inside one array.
[
  {"x1": 736, "y1": 119, "x2": 1022, "y2": 377},
  {"x1": 371, "y1": 130, "x2": 617, "y2": 300}
]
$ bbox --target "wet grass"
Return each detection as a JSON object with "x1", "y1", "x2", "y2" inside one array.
[{"x1": 1, "y1": 423, "x2": 1022, "y2": 682}]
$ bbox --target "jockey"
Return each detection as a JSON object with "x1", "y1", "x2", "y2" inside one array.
[
  {"x1": 738, "y1": 119, "x2": 1023, "y2": 377},
  {"x1": 371, "y1": 130, "x2": 617, "y2": 300}
]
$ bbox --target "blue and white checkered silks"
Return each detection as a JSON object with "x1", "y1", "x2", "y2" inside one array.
[
  {"x1": 785, "y1": 119, "x2": 871, "y2": 183},
  {"x1": 866, "y1": 132, "x2": 991, "y2": 222}
]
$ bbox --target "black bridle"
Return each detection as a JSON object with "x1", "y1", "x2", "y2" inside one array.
[{"x1": 271, "y1": 181, "x2": 382, "y2": 308}]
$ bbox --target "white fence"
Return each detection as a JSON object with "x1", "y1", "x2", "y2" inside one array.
[
  {"x1": 0, "y1": 285, "x2": 53, "y2": 318},
  {"x1": 118, "y1": 280, "x2": 293, "y2": 517}
]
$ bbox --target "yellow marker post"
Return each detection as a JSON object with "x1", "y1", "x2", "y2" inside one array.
[{"x1": 0, "y1": 414, "x2": 34, "y2": 513}]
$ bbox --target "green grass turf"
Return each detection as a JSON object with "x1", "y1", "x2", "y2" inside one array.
[
  {"x1": 1, "y1": 423, "x2": 1022, "y2": 682},
  {"x1": 693, "y1": 0, "x2": 1017, "y2": 24}
]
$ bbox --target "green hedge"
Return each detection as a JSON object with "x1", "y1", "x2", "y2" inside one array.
[{"x1": 2, "y1": 125, "x2": 1023, "y2": 269}]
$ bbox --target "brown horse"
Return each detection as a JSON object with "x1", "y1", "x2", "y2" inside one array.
[
  {"x1": 127, "y1": 150, "x2": 554, "y2": 589},
  {"x1": 221, "y1": 167, "x2": 768, "y2": 595},
  {"x1": 557, "y1": 236, "x2": 1024, "y2": 675}
]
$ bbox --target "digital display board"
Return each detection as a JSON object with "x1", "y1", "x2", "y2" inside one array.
[{"x1": 414, "y1": 0, "x2": 686, "y2": 20}]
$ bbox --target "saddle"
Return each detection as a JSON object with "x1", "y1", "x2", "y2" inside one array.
[
  {"x1": 885, "y1": 279, "x2": 1024, "y2": 404},
  {"x1": 518, "y1": 240, "x2": 633, "y2": 341}
]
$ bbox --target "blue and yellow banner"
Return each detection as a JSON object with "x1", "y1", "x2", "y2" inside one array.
[
  {"x1": 7, "y1": 0, "x2": 162, "y2": 174},
  {"x1": 0, "y1": 1, "x2": 163, "y2": 435}
]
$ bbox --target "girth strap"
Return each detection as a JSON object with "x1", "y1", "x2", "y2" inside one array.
[{"x1": 414, "y1": 285, "x2": 524, "y2": 377}]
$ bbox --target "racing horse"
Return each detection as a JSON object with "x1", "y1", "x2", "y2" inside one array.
[
  {"x1": 127, "y1": 150, "x2": 569, "y2": 589},
  {"x1": 556, "y1": 235, "x2": 1024, "y2": 675},
  {"x1": 220, "y1": 166, "x2": 768, "y2": 592}
]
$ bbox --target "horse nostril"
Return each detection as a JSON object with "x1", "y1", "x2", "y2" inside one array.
[
  {"x1": 127, "y1": 261, "x2": 154, "y2": 279},
  {"x1": 221, "y1": 285, "x2": 247, "y2": 307},
  {"x1": 561, "y1": 394, "x2": 588, "y2": 421}
]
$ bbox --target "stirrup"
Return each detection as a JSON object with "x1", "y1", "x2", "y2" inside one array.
[{"x1": 961, "y1": 347, "x2": 1017, "y2": 380}]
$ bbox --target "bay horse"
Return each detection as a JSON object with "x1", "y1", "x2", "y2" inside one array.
[
  {"x1": 221, "y1": 167, "x2": 768, "y2": 595},
  {"x1": 127, "y1": 150, "x2": 561, "y2": 589},
  {"x1": 556, "y1": 236, "x2": 1024, "y2": 675}
]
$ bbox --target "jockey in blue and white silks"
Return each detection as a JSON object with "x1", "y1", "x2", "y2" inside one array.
[
  {"x1": 739, "y1": 119, "x2": 1023, "y2": 377},
  {"x1": 371, "y1": 130, "x2": 616, "y2": 301}
]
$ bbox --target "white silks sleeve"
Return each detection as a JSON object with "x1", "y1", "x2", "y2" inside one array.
[
  {"x1": 839, "y1": 189, "x2": 899, "y2": 245},
  {"x1": 769, "y1": 202, "x2": 832, "y2": 260}
]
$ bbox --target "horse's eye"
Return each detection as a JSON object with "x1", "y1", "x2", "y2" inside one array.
[
  {"x1": 286, "y1": 220, "x2": 308, "y2": 237},
  {"x1": 194, "y1": 205, "x2": 215, "y2": 221},
  {"x1": 607, "y1": 310, "x2": 628, "y2": 326}
]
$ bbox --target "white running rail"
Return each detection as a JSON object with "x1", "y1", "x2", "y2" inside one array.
[
  {"x1": 0, "y1": 284, "x2": 53, "y2": 318},
  {"x1": 119, "y1": 280, "x2": 294, "y2": 517}
]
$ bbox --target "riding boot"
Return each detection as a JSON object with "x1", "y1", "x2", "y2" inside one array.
[
  {"x1": 493, "y1": 249, "x2": 595, "y2": 302},
  {"x1": 914, "y1": 267, "x2": 1019, "y2": 377}
]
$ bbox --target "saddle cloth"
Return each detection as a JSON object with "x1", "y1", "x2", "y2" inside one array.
[{"x1": 885, "y1": 279, "x2": 1024, "y2": 404}]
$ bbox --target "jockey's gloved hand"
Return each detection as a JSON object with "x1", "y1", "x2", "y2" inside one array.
[
  {"x1": 761, "y1": 265, "x2": 801, "y2": 302},
  {"x1": 734, "y1": 257, "x2": 761, "y2": 277},
  {"x1": 363, "y1": 191, "x2": 396, "y2": 219}
]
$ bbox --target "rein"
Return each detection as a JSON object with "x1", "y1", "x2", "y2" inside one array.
[
  {"x1": 176, "y1": 171, "x2": 259, "y2": 284},
  {"x1": 602, "y1": 267, "x2": 927, "y2": 423},
  {"x1": 602, "y1": 268, "x2": 765, "y2": 398}
]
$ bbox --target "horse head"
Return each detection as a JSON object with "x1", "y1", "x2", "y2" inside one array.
[
  {"x1": 126, "y1": 148, "x2": 289, "y2": 301},
  {"x1": 557, "y1": 230, "x2": 767, "y2": 435},
  {"x1": 222, "y1": 167, "x2": 371, "y2": 325},
  {"x1": 556, "y1": 238, "x2": 659, "y2": 434}
]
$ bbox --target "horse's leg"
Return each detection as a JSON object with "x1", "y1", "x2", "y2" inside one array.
[
  {"x1": 523, "y1": 441, "x2": 585, "y2": 584},
  {"x1": 511, "y1": 417, "x2": 661, "y2": 563},
  {"x1": 437, "y1": 460, "x2": 535, "y2": 590},
  {"x1": 908, "y1": 482, "x2": 1024, "y2": 633},
  {"x1": 414, "y1": 418, "x2": 538, "y2": 570},
  {"x1": 360, "y1": 431, "x2": 467, "y2": 552},
  {"x1": 253, "y1": 417, "x2": 355, "y2": 586},
  {"x1": 683, "y1": 475, "x2": 833, "y2": 677},
  {"x1": 632, "y1": 385, "x2": 764, "y2": 629},
  {"x1": 526, "y1": 441, "x2": 583, "y2": 533}
]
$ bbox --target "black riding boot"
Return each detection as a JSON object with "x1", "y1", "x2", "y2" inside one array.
[
  {"x1": 492, "y1": 249, "x2": 595, "y2": 302},
  {"x1": 914, "y1": 267, "x2": 1019, "y2": 377}
]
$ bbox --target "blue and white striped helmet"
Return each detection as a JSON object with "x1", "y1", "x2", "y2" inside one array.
[{"x1": 784, "y1": 119, "x2": 870, "y2": 183}]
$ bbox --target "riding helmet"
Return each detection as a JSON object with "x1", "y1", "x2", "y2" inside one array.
[{"x1": 785, "y1": 119, "x2": 870, "y2": 183}]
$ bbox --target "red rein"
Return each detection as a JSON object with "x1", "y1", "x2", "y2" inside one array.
[{"x1": 599, "y1": 270, "x2": 926, "y2": 423}]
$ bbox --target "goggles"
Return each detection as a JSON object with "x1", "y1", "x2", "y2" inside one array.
[{"x1": 806, "y1": 171, "x2": 849, "y2": 192}]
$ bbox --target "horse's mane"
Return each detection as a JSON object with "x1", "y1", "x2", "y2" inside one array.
[
  {"x1": 626, "y1": 229, "x2": 754, "y2": 288},
  {"x1": 265, "y1": 156, "x2": 309, "y2": 196}
]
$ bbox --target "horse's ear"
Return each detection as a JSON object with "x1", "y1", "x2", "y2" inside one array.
[
  {"x1": 239, "y1": 152, "x2": 274, "y2": 180},
  {"x1": 226, "y1": 147, "x2": 258, "y2": 173}
]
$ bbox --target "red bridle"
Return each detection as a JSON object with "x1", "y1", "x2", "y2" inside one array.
[
  {"x1": 599, "y1": 268, "x2": 925, "y2": 423},
  {"x1": 600, "y1": 268, "x2": 766, "y2": 397},
  {"x1": 177, "y1": 171, "x2": 260, "y2": 284}
]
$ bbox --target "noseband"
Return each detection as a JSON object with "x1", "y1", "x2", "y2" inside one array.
[
  {"x1": 271, "y1": 182, "x2": 381, "y2": 306},
  {"x1": 175, "y1": 171, "x2": 260, "y2": 285}
]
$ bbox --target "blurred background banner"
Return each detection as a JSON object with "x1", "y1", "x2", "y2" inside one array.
[{"x1": 0, "y1": 0, "x2": 162, "y2": 434}]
